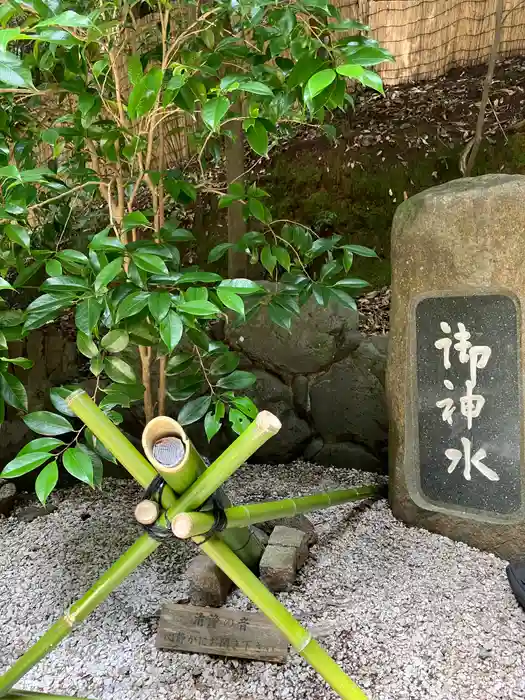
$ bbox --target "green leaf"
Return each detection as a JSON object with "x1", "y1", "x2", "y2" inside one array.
[
  {"x1": 232, "y1": 396, "x2": 258, "y2": 419},
  {"x1": 90, "y1": 355, "x2": 104, "y2": 376},
  {"x1": 287, "y1": 55, "x2": 327, "y2": 89},
  {"x1": 128, "y1": 67, "x2": 163, "y2": 120},
  {"x1": 1, "y1": 452, "x2": 51, "y2": 478},
  {"x1": 330, "y1": 287, "x2": 357, "y2": 310},
  {"x1": 89, "y1": 228, "x2": 125, "y2": 251},
  {"x1": 210, "y1": 352, "x2": 239, "y2": 376},
  {"x1": 166, "y1": 353, "x2": 193, "y2": 374},
  {"x1": 177, "y1": 300, "x2": 220, "y2": 317},
  {"x1": 343, "y1": 244, "x2": 378, "y2": 258},
  {"x1": 248, "y1": 198, "x2": 267, "y2": 222},
  {"x1": 343, "y1": 46, "x2": 394, "y2": 67},
  {"x1": 204, "y1": 411, "x2": 221, "y2": 441},
  {"x1": 0, "y1": 371, "x2": 27, "y2": 411},
  {"x1": 49, "y1": 387, "x2": 76, "y2": 416},
  {"x1": 36, "y1": 10, "x2": 91, "y2": 28},
  {"x1": 268, "y1": 301, "x2": 292, "y2": 331},
  {"x1": 229, "y1": 407, "x2": 250, "y2": 435},
  {"x1": 336, "y1": 64, "x2": 365, "y2": 79},
  {"x1": 123, "y1": 211, "x2": 150, "y2": 231},
  {"x1": 101, "y1": 329, "x2": 129, "y2": 353},
  {"x1": 245, "y1": 120, "x2": 268, "y2": 156},
  {"x1": 160, "y1": 311, "x2": 183, "y2": 352},
  {"x1": 24, "y1": 411, "x2": 74, "y2": 436},
  {"x1": 208, "y1": 242, "x2": 234, "y2": 263},
  {"x1": 57, "y1": 249, "x2": 89, "y2": 270},
  {"x1": 35, "y1": 459, "x2": 58, "y2": 505},
  {"x1": 328, "y1": 19, "x2": 369, "y2": 31},
  {"x1": 77, "y1": 331, "x2": 99, "y2": 358},
  {"x1": 19, "y1": 438, "x2": 63, "y2": 456},
  {"x1": 359, "y1": 69, "x2": 384, "y2": 94},
  {"x1": 178, "y1": 395, "x2": 212, "y2": 426},
  {"x1": 305, "y1": 69, "x2": 336, "y2": 99},
  {"x1": 217, "y1": 289, "x2": 244, "y2": 316},
  {"x1": 343, "y1": 248, "x2": 353, "y2": 272},
  {"x1": 104, "y1": 357, "x2": 137, "y2": 384},
  {"x1": 260, "y1": 245, "x2": 276, "y2": 275},
  {"x1": 217, "y1": 371, "x2": 256, "y2": 390},
  {"x1": 1, "y1": 357, "x2": 32, "y2": 369},
  {"x1": 273, "y1": 246, "x2": 291, "y2": 271},
  {"x1": 218, "y1": 279, "x2": 265, "y2": 295},
  {"x1": 0, "y1": 276, "x2": 13, "y2": 292},
  {"x1": 202, "y1": 96, "x2": 230, "y2": 131},
  {"x1": 41, "y1": 276, "x2": 90, "y2": 292},
  {"x1": 94, "y1": 257, "x2": 123, "y2": 292},
  {"x1": 116, "y1": 291, "x2": 149, "y2": 321},
  {"x1": 176, "y1": 271, "x2": 222, "y2": 284},
  {"x1": 63, "y1": 447, "x2": 94, "y2": 487},
  {"x1": 45, "y1": 259, "x2": 62, "y2": 277},
  {"x1": 0, "y1": 49, "x2": 33, "y2": 88},
  {"x1": 241, "y1": 81, "x2": 273, "y2": 96},
  {"x1": 148, "y1": 291, "x2": 171, "y2": 322},
  {"x1": 160, "y1": 223, "x2": 195, "y2": 241},
  {"x1": 133, "y1": 252, "x2": 168, "y2": 275},
  {"x1": 334, "y1": 278, "x2": 369, "y2": 288},
  {"x1": 5, "y1": 223, "x2": 30, "y2": 248},
  {"x1": 75, "y1": 298, "x2": 103, "y2": 335},
  {"x1": 128, "y1": 54, "x2": 142, "y2": 86}
]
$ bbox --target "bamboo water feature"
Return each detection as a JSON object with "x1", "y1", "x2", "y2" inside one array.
[{"x1": 0, "y1": 390, "x2": 383, "y2": 700}]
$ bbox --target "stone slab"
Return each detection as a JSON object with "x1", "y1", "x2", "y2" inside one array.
[
  {"x1": 259, "y1": 544, "x2": 297, "y2": 592},
  {"x1": 388, "y1": 174, "x2": 525, "y2": 558}
]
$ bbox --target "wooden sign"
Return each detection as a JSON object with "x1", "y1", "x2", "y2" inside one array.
[
  {"x1": 415, "y1": 293, "x2": 522, "y2": 516},
  {"x1": 156, "y1": 604, "x2": 288, "y2": 663}
]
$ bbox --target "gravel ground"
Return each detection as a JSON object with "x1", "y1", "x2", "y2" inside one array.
[{"x1": 1, "y1": 461, "x2": 525, "y2": 700}]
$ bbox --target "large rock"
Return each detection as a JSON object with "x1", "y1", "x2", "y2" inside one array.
[
  {"x1": 388, "y1": 174, "x2": 525, "y2": 558},
  {"x1": 314, "y1": 442, "x2": 383, "y2": 472},
  {"x1": 225, "y1": 289, "x2": 359, "y2": 375},
  {"x1": 244, "y1": 370, "x2": 311, "y2": 461},
  {"x1": 309, "y1": 355, "x2": 387, "y2": 454}
]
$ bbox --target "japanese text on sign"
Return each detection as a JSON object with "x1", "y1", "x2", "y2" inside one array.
[{"x1": 434, "y1": 321, "x2": 498, "y2": 482}]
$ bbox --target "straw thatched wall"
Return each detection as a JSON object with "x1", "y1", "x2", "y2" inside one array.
[{"x1": 338, "y1": 0, "x2": 525, "y2": 84}]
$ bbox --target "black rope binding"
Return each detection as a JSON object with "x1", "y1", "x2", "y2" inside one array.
[
  {"x1": 140, "y1": 475, "x2": 173, "y2": 542},
  {"x1": 197, "y1": 495, "x2": 228, "y2": 543}
]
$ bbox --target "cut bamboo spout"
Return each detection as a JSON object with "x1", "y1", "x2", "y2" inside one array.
[{"x1": 142, "y1": 416, "x2": 204, "y2": 494}]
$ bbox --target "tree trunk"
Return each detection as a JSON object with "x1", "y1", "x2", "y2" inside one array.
[{"x1": 225, "y1": 102, "x2": 248, "y2": 279}]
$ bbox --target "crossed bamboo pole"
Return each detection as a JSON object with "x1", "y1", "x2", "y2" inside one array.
[{"x1": 0, "y1": 390, "x2": 375, "y2": 700}]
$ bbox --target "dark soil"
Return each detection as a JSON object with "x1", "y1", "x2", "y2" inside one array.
[{"x1": 254, "y1": 55, "x2": 525, "y2": 288}]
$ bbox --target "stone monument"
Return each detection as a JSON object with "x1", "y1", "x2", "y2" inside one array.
[{"x1": 388, "y1": 174, "x2": 525, "y2": 558}]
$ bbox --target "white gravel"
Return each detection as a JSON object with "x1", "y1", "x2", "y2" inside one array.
[{"x1": 1, "y1": 462, "x2": 525, "y2": 700}]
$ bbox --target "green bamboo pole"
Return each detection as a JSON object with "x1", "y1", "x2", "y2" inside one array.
[
  {"x1": 6, "y1": 691, "x2": 94, "y2": 699},
  {"x1": 166, "y1": 411, "x2": 281, "y2": 519},
  {"x1": 0, "y1": 534, "x2": 159, "y2": 697},
  {"x1": 66, "y1": 391, "x2": 177, "y2": 510},
  {"x1": 172, "y1": 485, "x2": 383, "y2": 539},
  {"x1": 199, "y1": 536, "x2": 367, "y2": 700}
]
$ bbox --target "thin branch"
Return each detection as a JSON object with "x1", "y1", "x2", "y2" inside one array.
[
  {"x1": 28, "y1": 181, "x2": 102, "y2": 210},
  {"x1": 158, "y1": 355, "x2": 167, "y2": 416},
  {"x1": 463, "y1": 0, "x2": 505, "y2": 176}
]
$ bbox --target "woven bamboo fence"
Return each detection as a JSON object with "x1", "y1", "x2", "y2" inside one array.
[{"x1": 339, "y1": 0, "x2": 525, "y2": 84}]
